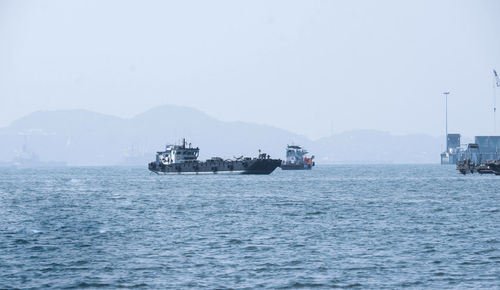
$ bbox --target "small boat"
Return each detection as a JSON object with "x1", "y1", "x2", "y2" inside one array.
[
  {"x1": 476, "y1": 165, "x2": 494, "y2": 174},
  {"x1": 280, "y1": 145, "x2": 315, "y2": 170},
  {"x1": 484, "y1": 160, "x2": 500, "y2": 175}
]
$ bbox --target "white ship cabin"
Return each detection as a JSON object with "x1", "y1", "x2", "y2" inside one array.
[
  {"x1": 156, "y1": 139, "x2": 199, "y2": 165},
  {"x1": 285, "y1": 145, "x2": 308, "y2": 164}
]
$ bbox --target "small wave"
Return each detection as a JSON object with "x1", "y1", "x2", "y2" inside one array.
[
  {"x1": 460, "y1": 260, "x2": 490, "y2": 265},
  {"x1": 485, "y1": 208, "x2": 499, "y2": 213},
  {"x1": 284, "y1": 260, "x2": 302, "y2": 266},
  {"x1": 14, "y1": 238, "x2": 29, "y2": 245},
  {"x1": 228, "y1": 239, "x2": 243, "y2": 245},
  {"x1": 69, "y1": 282, "x2": 112, "y2": 288},
  {"x1": 72, "y1": 260, "x2": 89, "y2": 266},
  {"x1": 278, "y1": 281, "x2": 327, "y2": 288},
  {"x1": 344, "y1": 283, "x2": 363, "y2": 288},
  {"x1": 29, "y1": 245, "x2": 44, "y2": 251},
  {"x1": 243, "y1": 245, "x2": 258, "y2": 251},
  {"x1": 474, "y1": 248, "x2": 496, "y2": 255},
  {"x1": 397, "y1": 281, "x2": 423, "y2": 287}
]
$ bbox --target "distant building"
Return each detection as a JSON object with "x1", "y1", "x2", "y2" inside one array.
[
  {"x1": 441, "y1": 135, "x2": 500, "y2": 164},
  {"x1": 447, "y1": 134, "x2": 460, "y2": 151},
  {"x1": 475, "y1": 136, "x2": 500, "y2": 160},
  {"x1": 440, "y1": 133, "x2": 461, "y2": 164}
]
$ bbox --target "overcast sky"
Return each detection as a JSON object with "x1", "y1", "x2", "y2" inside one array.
[{"x1": 1, "y1": 0, "x2": 499, "y2": 139}]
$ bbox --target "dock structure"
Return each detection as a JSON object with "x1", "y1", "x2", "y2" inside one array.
[{"x1": 440, "y1": 133, "x2": 461, "y2": 165}]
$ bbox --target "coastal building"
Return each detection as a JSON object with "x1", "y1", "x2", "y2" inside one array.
[
  {"x1": 474, "y1": 136, "x2": 500, "y2": 160},
  {"x1": 440, "y1": 133, "x2": 461, "y2": 164},
  {"x1": 441, "y1": 134, "x2": 500, "y2": 164}
]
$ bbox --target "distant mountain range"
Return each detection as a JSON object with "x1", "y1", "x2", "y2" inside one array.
[{"x1": 0, "y1": 105, "x2": 444, "y2": 166}]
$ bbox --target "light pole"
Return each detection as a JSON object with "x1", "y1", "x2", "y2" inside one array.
[{"x1": 443, "y1": 92, "x2": 450, "y2": 152}]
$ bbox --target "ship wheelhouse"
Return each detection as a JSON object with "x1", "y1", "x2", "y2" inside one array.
[
  {"x1": 156, "y1": 139, "x2": 199, "y2": 165},
  {"x1": 285, "y1": 145, "x2": 308, "y2": 165}
]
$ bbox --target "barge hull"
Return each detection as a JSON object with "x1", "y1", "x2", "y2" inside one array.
[
  {"x1": 280, "y1": 164, "x2": 313, "y2": 170},
  {"x1": 148, "y1": 159, "x2": 281, "y2": 175}
]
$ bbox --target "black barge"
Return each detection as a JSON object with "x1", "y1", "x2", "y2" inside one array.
[{"x1": 148, "y1": 139, "x2": 281, "y2": 175}]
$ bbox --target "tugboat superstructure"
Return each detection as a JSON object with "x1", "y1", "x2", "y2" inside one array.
[
  {"x1": 280, "y1": 145, "x2": 315, "y2": 170},
  {"x1": 148, "y1": 139, "x2": 281, "y2": 175}
]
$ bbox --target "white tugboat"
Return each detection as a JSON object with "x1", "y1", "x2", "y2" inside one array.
[
  {"x1": 148, "y1": 139, "x2": 281, "y2": 175},
  {"x1": 280, "y1": 145, "x2": 315, "y2": 170}
]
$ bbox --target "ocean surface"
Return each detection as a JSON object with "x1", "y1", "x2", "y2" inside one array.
[{"x1": 0, "y1": 165, "x2": 499, "y2": 289}]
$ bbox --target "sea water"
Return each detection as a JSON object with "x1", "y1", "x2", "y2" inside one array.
[{"x1": 0, "y1": 165, "x2": 498, "y2": 288}]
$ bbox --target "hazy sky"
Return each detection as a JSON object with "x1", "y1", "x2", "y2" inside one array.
[{"x1": 1, "y1": 0, "x2": 500, "y2": 139}]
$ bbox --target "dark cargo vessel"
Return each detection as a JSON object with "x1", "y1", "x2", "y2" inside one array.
[{"x1": 148, "y1": 139, "x2": 281, "y2": 175}]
